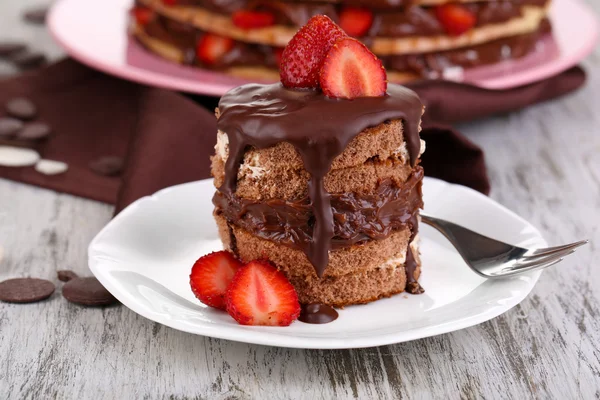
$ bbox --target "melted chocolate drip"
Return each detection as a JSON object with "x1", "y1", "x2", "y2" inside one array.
[
  {"x1": 299, "y1": 304, "x2": 339, "y2": 324},
  {"x1": 405, "y1": 213, "x2": 424, "y2": 294},
  {"x1": 217, "y1": 83, "x2": 422, "y2": 277}
]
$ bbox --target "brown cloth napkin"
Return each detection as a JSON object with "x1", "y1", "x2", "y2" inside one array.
[{"x1": 0, "y1": 59, "x2": 586, "y2": 212}]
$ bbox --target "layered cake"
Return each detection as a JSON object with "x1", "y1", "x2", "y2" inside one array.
[
  {"x1": 210, "y1": 16, "x2": 425, "y2": 308},
  {"x1": 130, "y1": 0, "x2": 551, "y2": 81}
]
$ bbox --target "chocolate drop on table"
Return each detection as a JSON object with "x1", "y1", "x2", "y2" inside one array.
[
  {"x1": 17, "y1": 122, "x2": 51, "y2": 140},
  {"x1": 5, "y1": 97, "x2": 37, "y2": 120},
  {"x1": 57, "y1": 270, "x2": 79, "y2": 282},
  {"x1": 9, "y1": 51, "x2": 47, "y2": 70},
  {"x1": 0, "y1": 278, "x2": 55, "y2": 303},
  {"x1": 0, "y1": 118, "x2": 24, "y2": 138},
  {"x1": 89, "y1": 156, "x2": 124, "y2": 177},
  {"x1": 23, "y1": 7, "x2": 48, "y2": 24},
  {"x1": 0, "y1": 42, "x2": 27, "y2": 57},
  {"x1": 62, "y1": 277, "x2": 118, "y2": 306}
]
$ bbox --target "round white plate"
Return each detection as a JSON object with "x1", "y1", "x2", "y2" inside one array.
[
  {"x1": 48, "y1": 0, "x2": 598, "y2": 95},
  {"x1": 88, "y1": 177, "x2": 545, "y2": 349}
]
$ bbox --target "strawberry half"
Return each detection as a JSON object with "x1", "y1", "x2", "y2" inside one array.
[
  {"x1": 339, "y1": 7, "x2": 373, "y2": 37},
  {"x1": 232, "y1": 10, "x2": 275, "y2": 29},
  {"x1": 320, "y1": 37, "x2": 387, "y2": 99},
  {"x1": 196, "y1": 34, "x2": 234, "y2": 66},
  {"x1": 190, "y1": 251, "x2": 243, "y2": 310},
  {"x1": 226, "y1": 260, "x2": 301, "y2": 326},
  {"x1": 161, "y1": 0, "x2": 177, "y2": 6},
  {"x1": 130, "y1": 6, "x2": 154, "y2": 26},
  {"x1": 280, "y1": 15, "x2": 347, "y2": 89},
  {"x1": 435, "y1": 4, "x2": 477, "y2": 36}
]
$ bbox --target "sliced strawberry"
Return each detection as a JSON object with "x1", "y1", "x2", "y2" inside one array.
[
  {"x1": 280, "y1": 15, "x2": 347, "y2": 89},
  {"x1": 161, "y1": 0, "x2": 177, "y2": 6},
  {"x1": 232, "y1": 10, "x2": 275, "y2": 29},
  {"x1": 320, "y1": 37, "x2": 387, "y2": 99},
  {"x1": 339, "y1": 7, "x2": 373, "y2": 37},
  {"x1": 189, "y1": 251, "x2": 243, "y2": 310},
  {"x1": 130, "y1": 6, "x2": 154, "y2": 26},
  {"x1": 435, "y1": 4, "x2": 477, "y2": 36},
  {"x1": 226, "y1": 260, "x2": 300, "y2": 326},
  {"x1": 196, "y1": 34, "x2": 234, "y2": 66}
]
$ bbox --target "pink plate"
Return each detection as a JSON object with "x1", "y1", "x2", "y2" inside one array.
[{"x1": 48, "y1": 0, "x2": 598, "y2": 95}]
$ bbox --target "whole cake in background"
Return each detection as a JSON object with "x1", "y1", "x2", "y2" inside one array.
[{"x1": 130, "y1": 0, "x2": 551, "y2": 81}]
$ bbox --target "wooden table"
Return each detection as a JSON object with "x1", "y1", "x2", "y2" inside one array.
[{"x1": 1, "y1": 1, "x2": 599, "y2": 398}]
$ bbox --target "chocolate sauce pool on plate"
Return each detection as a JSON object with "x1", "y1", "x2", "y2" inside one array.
[
  {"x1": 299, "y1": 304, "x2": 339, "y2": 324},
  {"x1": 217, "y1": 83, "x2": 422, "y2": 278}
]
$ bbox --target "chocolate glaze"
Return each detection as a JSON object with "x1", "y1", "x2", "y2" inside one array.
[
  {"x1": 214, "y1": 168, "x2": 424, "y2": 251},
  {"x1": 299, "y1": 303, "x2": 339, "y2": 324},
  {"x1": 216, "y1": 83, "x2": 422, "y2": 277}
]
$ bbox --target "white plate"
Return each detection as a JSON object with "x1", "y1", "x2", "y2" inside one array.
[
  {"x1": 49, "y1": 0, "x2": 599, "y2": 94},
  {"x1": 88, "y1": 177, "x2": 545, "y2": 349}
]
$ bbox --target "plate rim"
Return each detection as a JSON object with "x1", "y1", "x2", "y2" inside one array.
[
  {"x1": 88, "y1": 177, "x2": 545, "y2": 349},
  {"x1": 48, "y1": 0, "x2": 599, "y2": 94}
]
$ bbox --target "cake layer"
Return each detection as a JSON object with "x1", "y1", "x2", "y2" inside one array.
[
  {"x1": 215, "y1": 214, "x2": 422, "y2": 305},
  {"x1": 132, "y1": 16, "x2": 549, "y2": 79},
  {"x1": 211, "y1": 119, "x2": 424, "y2": 200},
  {"x1": 136, "y1": 0, "x2": 548, "y2": 54}
]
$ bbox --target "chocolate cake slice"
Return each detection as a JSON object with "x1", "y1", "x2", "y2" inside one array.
[{"x1": 211, "y1": 83, "x2": 425, "y2": 307}]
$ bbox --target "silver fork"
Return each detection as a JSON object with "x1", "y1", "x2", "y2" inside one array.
[{"x1": 421, "y1": 212, "x2": 588, "y2": 278}]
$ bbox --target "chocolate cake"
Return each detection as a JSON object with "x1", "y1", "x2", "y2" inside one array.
[
  {"x1": 211, "y1": 83, "x2": 425, "y2": 306},
  {"x1": 130, "y1": 0, "x2": 551, "y2": 81}
]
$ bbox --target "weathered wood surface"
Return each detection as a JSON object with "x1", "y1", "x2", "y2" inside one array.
[{"x1": 1, "y1": 0, "x2": 599, "y2": 398}]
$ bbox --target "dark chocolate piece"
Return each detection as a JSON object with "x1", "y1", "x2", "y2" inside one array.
[
  {"x1": 17, "y1": 122, "x2": 51, "y2": 140},
  {"x1": 216, "y1": 83, "x2": 422, "y2": 277},
  {"x1": 62, "y1": 277, "x2": 118, "y2": 306},
  {"x1": 89, "y1": 156, "x2": 124, "y2": 177},
  {"x1": 23, "y1": 7, "x2": 48, "y2": 25},
  {"x1": 0, "y1": 278, "x2": 55, "y2": 303},
  {"x1": 5, "y1": 97, "x2": 37, "y2": 120},
  {"x1": 0, "y1": 43, "x2": 27, "y2": 57},
  {"x1": 57, "y1": 270, "x2": 79, "y2": 282},
  {"x1": 0, "y1": 118, "x2": 24, "y2": 138},
  {"x1": 299, "y1": 303, "x2": 338, "y2": 324},
  {"x1": 9, "y1": 51, "x2": 47, "y2": 70}
]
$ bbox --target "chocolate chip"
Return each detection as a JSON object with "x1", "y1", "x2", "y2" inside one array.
[
  {"x1": 0, "y1": 42, "x2": 27, "y2": 57},
  {"x1": 6, "y1": 97, "x2": 37, "y2": 120},
  {"x1": 0, "y1": 118, "x2": 24, "y2": 138},
  {"x1": 0, "y1": 278, "x2": 55, "y2": 303},
  {"x1": 23, "y1": 7, "x2": 48, "y2": 24},
  {"x1": 62, "y1": 277, "x2": 118, "y2": 306},
  {"x1": 9, "y1": 51, "x2": 47, "y2": 70},
  {"x1": 17, "y1": 122, "x2": 51, "y2": 140},
  {"x1": 57, "y1": 270, "x2": 79, "y2": 282},
  {"x1": 89, "y1": 156, "x2": 124, "y2": 177}
]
